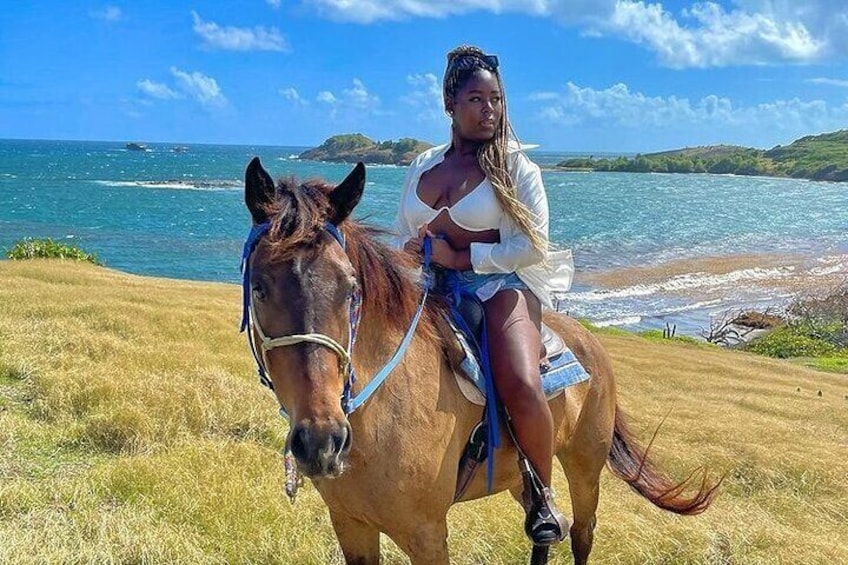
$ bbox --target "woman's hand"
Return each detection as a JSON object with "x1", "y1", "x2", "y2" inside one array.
[
  {"x1": 402, "y1": 236, "x2": 423, "y2": 259},
  {"x1": 417, "y1": 224, "x2": 458, "y2": 269},
  {"x1": 427, "y1": 237, "x2": 457, "y2": 269}
]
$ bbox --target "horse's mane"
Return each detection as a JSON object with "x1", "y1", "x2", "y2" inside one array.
[
  {"x1": 262, "y1": 177, "x2": 443, "y2": 343},
  {"x1": 262, "y1": 176, "x2": 331, "y2": 260}
]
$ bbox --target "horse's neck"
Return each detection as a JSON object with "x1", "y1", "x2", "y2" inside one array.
[{"x1": 351, "y1": 311, "x2": 458, "y2": 415}]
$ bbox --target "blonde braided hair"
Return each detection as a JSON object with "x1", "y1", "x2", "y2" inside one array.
[{"x1": 443, "y1": 45, "x2": 547, "y2": 257}]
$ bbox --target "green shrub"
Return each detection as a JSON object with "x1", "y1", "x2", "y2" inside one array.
[
  {"x1": 803, "y1": 356, "x2": 848, "y2": 374},
  {"x1": 6, "y1": 238, "x2": 102, "y2": 265},
  {"x1": 744, "y1": 327, "x2": 836, "y2": 358}
]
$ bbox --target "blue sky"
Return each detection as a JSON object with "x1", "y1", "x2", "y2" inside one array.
[{"x1": 2, "y1": 1, "x2": 848, "y2": 152}]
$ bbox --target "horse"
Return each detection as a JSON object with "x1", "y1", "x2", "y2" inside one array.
[{"x1": 240, "y1": 158, "x2": 719, "y2": 564}]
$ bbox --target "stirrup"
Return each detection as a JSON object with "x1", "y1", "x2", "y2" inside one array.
[{"x1": 524, "y1": 487, "x2": 568, "y2": 546}]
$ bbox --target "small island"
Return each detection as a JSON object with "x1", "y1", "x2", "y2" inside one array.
[
  {"x1": 299, "y1": 134, "x2": 433, "y2": 166},
  {"x1": 557, "y1": 129, "x2": 848, "y2": 182}
]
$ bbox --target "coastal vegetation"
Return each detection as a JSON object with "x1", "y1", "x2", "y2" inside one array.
[
  {"x1": 558, "y1": 129, "x2": 848, "y2": 182},
  {"x1": 6, "y1": 238, "x2": 101, "y2": 265},
  {"x1": 743, "y1": 285, "x2": 848, "y2": 372},
  {"x1": 1, "y1": 259, "x2": 846, "y2": 563},
  {"x1": 298, "y1": 133, "x2": 433, "y2": 165}
]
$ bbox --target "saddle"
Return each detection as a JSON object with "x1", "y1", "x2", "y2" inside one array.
[{"x1": 444, "y1": 298, "x2": 589, "y2": 406}]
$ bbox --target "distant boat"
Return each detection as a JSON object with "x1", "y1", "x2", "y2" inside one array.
[
  {"x1": 171, "y1": 145, "x2": 189, "y2": 153},
  {"x1": 126, "y1": 142, "x2": 149, "y2": 152}
]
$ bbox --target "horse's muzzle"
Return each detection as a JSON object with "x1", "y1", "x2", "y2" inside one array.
[{"x1": 289, "y1": 419, "x2": 352, "y2": 478}]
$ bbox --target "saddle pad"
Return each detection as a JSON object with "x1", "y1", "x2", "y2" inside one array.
[{"x1": 450, "y1": 320, "x2": 591, "y2": 406}]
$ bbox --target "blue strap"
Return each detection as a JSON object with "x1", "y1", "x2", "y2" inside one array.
[
  {"x1": 240, "y1": 222, "x2": 271, "y2": 332},
  {"x1": 479, "y1": 318, "x2": 500, "y2": 492},
  {"x1": 345, "y1": 286, "x2": 428, "y2": 412},
  {"x1": 241, "y1": 221, "x2": 429, "y2": 419},
  {"x1": 442, "y1": 272, "x2": 500, "y2": 492},
  {"x1": 345, "y1": 237, "x2": 432, "y2": 413},
  {"x1": 324, "y1": 222, "x2": 346, "y2": 249}
]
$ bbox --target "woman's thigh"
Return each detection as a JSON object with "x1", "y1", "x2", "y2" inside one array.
[{"x1": 483, "y1": 289, "x2": 542, "y2": 384}]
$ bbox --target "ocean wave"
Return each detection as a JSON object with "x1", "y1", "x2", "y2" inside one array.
[
  {"x1": 92, "y1": 179, "x2": 241, "y2": 191},
  {"x1": 810, "y1": 254, "x2": 848, "y2": 276},
  {"x1": 565, "y1": 266, "x2": 796, "y2": 302},
  {"x1": 657, "y1": 299, "x2": 725, "y2": 314},
  {"x1": 593, "y1": 316, "x2": 642, "y2": 327}
]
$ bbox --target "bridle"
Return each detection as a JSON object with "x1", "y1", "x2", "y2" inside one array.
[{"x1": 240, "y1": 220, "x2": 429, "y2": 417}]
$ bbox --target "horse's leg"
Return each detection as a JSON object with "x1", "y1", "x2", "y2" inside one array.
[
  {"x1": 386, "y1": 520, "x2": 450, "y2": 565},
  {"x1": 558, "y1": 427, "x2": 608, "y2": 565},
  {"x1": 329, "y1": 511, "x2": 381, "y2": 565}
]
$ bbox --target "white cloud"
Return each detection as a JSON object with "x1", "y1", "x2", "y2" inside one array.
[
  {"x1": 404, "y1": 73, "x2": 444, "y2": 121},
  {"x1": 806, "y1": 77, "x2": 848, "y2": 88},
  {"x1": 170, "y1": 67, "x2": 228, "y2": 108},
  {"x1": 317, "y1": 91, "x2": 337, "y2": 104},
  {"x1": 342, "y1": 78, "x2": 380, "y2": 110},
  {"x1": 191, "y1": 11, "x2": 290, "y2": 52},
  {"x1": 589, "y1": 1, "x2": 823, "y2": 68},
  {"x1": 137, "y1": 79, "x2": 182, "y2": 100},
  {"x1": 532, "y1": 81, "x2": 848, "y2": 141},
  {"x1": 267, "y1": 0, "x2": 282, "y2": 7},
  {"x1": 89, "y1": 6, "x2": 123, "y2": 22},
  {"x1": 313, "y1": 79, "x2": 382, "y2": 121},
  {"x1": 280, "y1": 87, "x2": 309, "y2": 105},
  {"x1": 299, "y1": 0, "x2": 848, "y2": 67}
]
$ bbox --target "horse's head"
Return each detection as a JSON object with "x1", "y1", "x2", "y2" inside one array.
[{"x1": 243, "y1": 157, "x2": 365, "y2": 479}]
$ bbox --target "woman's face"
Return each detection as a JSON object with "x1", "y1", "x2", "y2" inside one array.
[{"x1": 449, "y1": 69, "x2": 502, "y2": 143}]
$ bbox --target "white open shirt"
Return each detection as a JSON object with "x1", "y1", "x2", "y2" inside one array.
[{"x1": 391, "y1": 142, "x2": 574, "y2": 310}]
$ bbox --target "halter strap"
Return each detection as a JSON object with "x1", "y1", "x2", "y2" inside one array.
[
  {"x1": 240, "y1": 221, "x2": 271, "y2": 332},
  {"x1": 240, "y1": 221, "x2": 429, "y2": 417}
]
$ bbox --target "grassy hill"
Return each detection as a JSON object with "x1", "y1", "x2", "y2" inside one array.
[
  {"x1": 558, "y1": 129, "x2": 848, "y2": 181},
  {"x1": 299, "y1": 134, "x2": 433, "y2": 166},
  {"x1": 1, "y1": 260, "x2": 846, "y2": 563}
]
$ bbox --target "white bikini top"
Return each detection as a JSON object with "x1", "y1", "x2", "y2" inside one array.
[{"x1": 404, "y1": 177, "x2": 502, "y2": 232}]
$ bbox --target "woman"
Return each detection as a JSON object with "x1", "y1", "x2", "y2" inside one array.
[{"x1": 392, "y1": 45, "x2": 574, "y2": 545}]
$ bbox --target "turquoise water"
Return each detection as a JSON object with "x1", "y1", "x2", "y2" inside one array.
[{"x1": 2, "y1": 139, "x2": 846, "y2": 334}]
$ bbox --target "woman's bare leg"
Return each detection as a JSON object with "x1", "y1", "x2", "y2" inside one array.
[{"x1": 484, "y1": 289, "x2": 552, "y2": 484}]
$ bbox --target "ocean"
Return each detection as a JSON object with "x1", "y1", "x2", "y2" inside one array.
[{"x1": 1, "y1": 139, "x2": 846, "y2": 336}]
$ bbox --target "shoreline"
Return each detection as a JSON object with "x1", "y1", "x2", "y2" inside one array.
[{"x1": 557, "y1": 251, "x2": 848, "y2": 336}]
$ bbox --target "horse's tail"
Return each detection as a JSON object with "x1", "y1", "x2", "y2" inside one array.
[{"x1": 606, "y1": 404, "x2": 721, "y2": 515}]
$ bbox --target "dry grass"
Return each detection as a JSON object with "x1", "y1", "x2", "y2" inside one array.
[{"x1": 0, "y1": 260, "x2": 846, "y2": 564}]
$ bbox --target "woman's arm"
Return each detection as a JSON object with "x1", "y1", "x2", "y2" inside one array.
[{"x1": 389, "y1": 158, "x2": 421, "y2": 250}]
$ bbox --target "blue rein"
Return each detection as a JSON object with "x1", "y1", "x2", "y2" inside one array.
[
  {"x1": 439, "y1": 269, "x2": 501, "y2": 492},
  {"x1": 240, "y1": 221, "x2": 430, "y2": 416}
]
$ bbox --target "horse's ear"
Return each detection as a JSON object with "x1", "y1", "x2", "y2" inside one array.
[
  {"x1": 328, "y1": 162, "x2": 365, "y2": 226},
  {"x1": 245, "y1": 157, "x2": 276, "y2": 224}
]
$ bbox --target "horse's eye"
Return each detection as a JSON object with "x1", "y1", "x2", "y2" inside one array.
[{"x1": 252, "y1": 283, "x2": 267, "y2": 301}]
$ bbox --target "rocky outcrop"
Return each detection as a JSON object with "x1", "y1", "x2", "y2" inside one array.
[{"x1": 299, "y1": 134, "x2": 433, "y2": 166}]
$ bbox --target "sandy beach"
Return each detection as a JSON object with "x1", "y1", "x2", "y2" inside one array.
[
  {"x1": 560, "y1": 251, "x2": 848, "y2": 332},
  {"x1": 584, "y1": 252, "x2": 848, "y2": 294}
]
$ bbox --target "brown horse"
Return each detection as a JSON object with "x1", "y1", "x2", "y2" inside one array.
[{"x1": 241, "y1": 158, "x2": 718, "y2": 565}]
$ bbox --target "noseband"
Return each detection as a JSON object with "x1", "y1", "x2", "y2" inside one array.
[{"x1": 240, "y1": 221, "x2": 429, "y2": 417}]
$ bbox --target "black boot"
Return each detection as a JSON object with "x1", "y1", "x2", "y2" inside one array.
[{"x1": 524, "y1": 486, "x2": 568, "y2": 546}]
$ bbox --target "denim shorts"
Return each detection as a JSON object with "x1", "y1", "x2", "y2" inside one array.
[{"x1": 432, "y1": 268, "x2": 529, "y2": 302}]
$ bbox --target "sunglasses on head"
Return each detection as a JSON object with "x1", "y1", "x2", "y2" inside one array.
[{"x1": 448, "y1": 53, "x2": 499, "y2": 74}]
